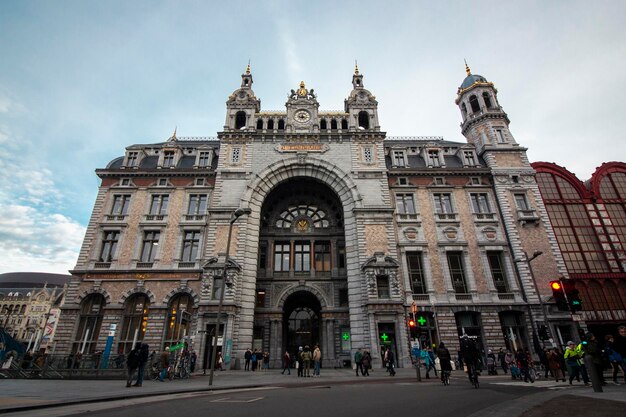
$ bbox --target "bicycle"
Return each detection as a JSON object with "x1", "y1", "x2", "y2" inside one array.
[
  {"x1": 441, "y1": 369, "x2": 451, "y2": 386},
  {"x1": 467, "y1": 362, "x2": 480, "y2": 389}
]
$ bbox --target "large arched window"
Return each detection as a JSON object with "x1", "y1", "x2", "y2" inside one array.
[
  {"x1": 234, "y1": 111, "x2": 247, "y2": 130},
  {"x1": 598, "y1": 172, "x2": 626, "y2": 247},
  {"x1": 358, "y1": 111, "x2": 369, "y2": 129},
  {"x1": 341, "y1": 119, "x2": 348, "y2": 130},
  {"x1": 256, "y1": 119, "x2": 263, "y2": 130},
  {"x1": 482, "y1": 92, "x2": 493, "y2": 108},
  {"x1": 469, "y1": 95, "x2": 480, "y2": 113},
  {"x1": 277, "y1": 119, "x2": 285, "y2": 130},
  {"x1": 163, "y1": 293, "x2": 193, "y2": 348},
  {"x1": 119, "y1": 294, "x2": 150, "y2": 354},
  {"x1": 267, "y1": 119, "x2": 274, "y2": 130},
  {"x1": 73, "y1": 294, "x2": 106, "y2": 354},
  {"x1": 320, "y1": 119, "x2": 327, "y2": 130}
]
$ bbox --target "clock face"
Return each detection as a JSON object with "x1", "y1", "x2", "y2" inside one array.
[{"x1": 294, "y1": 110, "x2": 311, "y2": 123}]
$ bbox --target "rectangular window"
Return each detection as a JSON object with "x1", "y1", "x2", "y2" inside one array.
[
  {"x1": 99, "y1": 231, "x2": 119, "y2": 262},
  {"x1": 212, "y1": 277, "x2": 223, "y2": 300},
  {"x1": 181, "y1": 231, "x2": 200, "y2": 262},
  {"x1": 294, "y1": 241, "x2": 311, "y2": 272},
  {"x1": 198, "y1": 151, "x2": 211, "y2": 167},
  {"x1": 111, "y1": 195, "x2": 131, "y2": 215},
  {"x1": 392, "y1": 150, "x2": 406, "y2": 167},
  {"x1": 231, "y1": 147, "x2": 241, "y2": 164},
  {"x1": 255, "y1": 289, "x2": 266, "y2": 308},
  {"x1": 149, "y1": 195, "x2": 169, "y2": 215},
  {"x1": 258, "y1": 241, "x2": 268, "y2": 269},
  {"x1": 514, "y1": 193, "x2": 530, "y2": 211},
  {"x1": 433, "y1": 193, "x2": 454, "y2": 214},
  {"x1": 314, "y1": 241, "x2": 331, "y2": 271},
  {"x1": 363, "y1": 146, "x2": 373, "y2": 163},
  {"x1": 163, "y1": 151, "x2": 175, "y2": 167},
  {"x1": 487, "y1": 251, "x2": 509, "y2": 293},
  {"x1": 406, "y1": 251, "x2": 426, "y2": 294},
  {"x1": 126, "y1": 152, "x2": 139, "y2": 167},
  {"x1": 187, "y1": 194, "x2": 207, "y2": 215},
  {"x1": 273, "y1": 242, "x2": 290, "y2": 272},
  {"x1": 339, "y1": 289, "x2": 349, "y2": 307},
  {"x1": 470, "y1": 193, "x2": 491, "y2": 214},
  {"x1": 140, "y1": 231, "x2": 160, "y2": 262},
  {"x1": 376, "y1": 275, "x2": 390, "y2": 298},
  {"x1": 463, "y1": 151, "x2": 477, "y2": 166},
  {"x1": 395, "y1": 193, "x2": 416, "y2": 214},
  {"x1": 495, "y1": 129, "x2": 506, "y2": 143},
  {"x1": 337, "y1": 241, "x2": 346, "y2": 269},
  {"x1": 427, "y1": 150, "x2": 440, "y2": 167},
  {"x1": 446, "y1": 252, "x2": 468, "y2": 293}
]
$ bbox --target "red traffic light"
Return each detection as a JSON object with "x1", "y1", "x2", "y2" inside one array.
[
  {"x1": 408, "y1": 319, "x2": 416, "y2": 327},
  {"x1": 550, "y1": 281, "x2": 562, "y2": 291}
]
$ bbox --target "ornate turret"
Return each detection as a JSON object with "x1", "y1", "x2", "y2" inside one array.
[
  {"x1": 455, "y1": 62, "x2": 514, "y2": 154},
  {"x1": 224, "y1": 64, "x2": 261, "y2": 131},
  {"x1": 285, "y1": 80, "x2": 319, "y2": 133},
  {"x1": 345, "y1": 63, "x2": 379, "y2": 132}
]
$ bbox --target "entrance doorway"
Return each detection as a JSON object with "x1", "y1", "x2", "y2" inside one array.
[{"x1": 283, "y1": 291, "x2": 321, "y2": 356}]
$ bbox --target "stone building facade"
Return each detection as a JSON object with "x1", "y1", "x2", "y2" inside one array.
[{"x1": 55, "y1": 64, "x2": 577, "y2": 369}]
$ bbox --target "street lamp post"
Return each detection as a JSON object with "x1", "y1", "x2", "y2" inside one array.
[
  {"x1": 208, "y1": 207, "x2": 251, "y2": 386},
  {"x1": 514, "y1": 250, "x2": 549, "y2": 350}
]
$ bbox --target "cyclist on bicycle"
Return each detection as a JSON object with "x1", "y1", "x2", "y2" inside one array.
[
  {"x1": 459, "y1": 335, "x2": 481, "y2": 384},
  {"x1": 437, "y1": 342, "x2": 452, "y2": 384}
]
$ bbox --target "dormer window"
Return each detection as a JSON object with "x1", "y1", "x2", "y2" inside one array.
[
  {"x1": 197, "y1": 151, "x2": 211, "y2": 167},
  {"x1": 463, "y1": 150, "x2": 477, "y2": 166},
  {"x1": 427, "y1": 150, "x2": 441, "y2": 167},
  {"x1": 126, "y1": 151, "x2": 139, "y2": 167},
  {"x1": 392, "y1": 150, "x2": 406, "y2": 167},
  {"x1": 162, "y1": 151, "x2": 175, "y2": 168}
]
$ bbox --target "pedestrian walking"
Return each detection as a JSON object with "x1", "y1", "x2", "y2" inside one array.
[
  {"x1": 498, "y1": 348, "x2": 507, "y2": 374},
  {"x1": 564, "y1": 341, "x2": 589, "y2": 385},
  {"x1": 354, "y1": 348, "x2": 364, "y2": 376},
  {"x1": 159, "y1": 347, "x2": 170, "y2": 382},
  {"x1": 547, "y1": 347, "x2": 566, "y2": 382},
  {"x1": 313, "y1": 345, "x2": 321, "y2": 377},
  {"x1": 281, "y1": 350, "x2": 291, "y2": 375},
  {"x1": 301, "y1": 345, "x2": 312, "y2": 377},
  {"x1": 585, "y1": 332, "x2": 606, "y2": 385},
  {"x1": 244, "y1": 348, "x2": 252, "y2": 371},
  {"x1": 251, "y1": 349, "x2": 258, "y2": 371},
  {"x1": 297, "y1": 346, "x2": 304, "y2": 377},
  {"x1": 385, "y1": 348, "x2": 396, "y2": 376},
  {"x1": 133, "y1": 343, "x2": 149, "y2": 387},
  {"x1": 361, "y1": 349, "x2": 371, "y2": 376},
  {"x1": 190, "y1": 349, "x2": 197, "y2": 373},
  {"x1": 263, "y1": 351, "x2": 270, "y2": 371},
  {"x1": 604, "y1": 334, "x2": 626, "y2": 384},
  {"x1": 125, "y1": 343, "x2": 141, "y2": 387}
]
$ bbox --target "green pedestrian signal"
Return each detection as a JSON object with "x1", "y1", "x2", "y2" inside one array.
[
  {"x1": 380, "y1": 333, "x2": 389, "y2": 342},
  {"x1": 417, "y1": 316, "x2": 427, "y2": 326},
  {"x1": 342, "y1": 332, "x2": 350, "y2": 341}
]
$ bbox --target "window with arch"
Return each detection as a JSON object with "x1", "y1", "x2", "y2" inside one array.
[
  {"x1": 320, "y1": 119, "x2": 327, "y2": 130},
  {"x1": 482, "y1": 92, "x2": 493, "y2": 108},
  {"x1": 330, "y1": 119, "x2": 338, "y2": 130},
  {"x1": 73, "y1": 293, "x2": 106, "y2": 354},
  {"x1": 119, "y1": 294, "x2": 150, "y2": 354},
  {"x1": 341, "y1": 119, "x2": 348, "y2": 130},
  {"x1": 358, "y1": 111, "x2": 369, "y2": 129},
  {"x1": 267, "y1": 119, "x2": 274, "y2": 130},
  {"x1": 256, "y1": 119, "x2": 263, "y2": 130},
  {"x1": 278, "y1": 119, "x2": 285, "y2": 130},
  {"x1": 234, "y1": 111, "x2": 246, "y2": 129},
  {"x1": 469, "y1": 95, "x2": 480, "y2": 113},
  {"x1": 275, "y1": 204, "x2": 331, "y2": 229},
  {"x1": 163, "y1": 293, "x2": 193, "y2": 347},
  {"x1": 599, "y1": 172, "x2": 626, "y2": 245}
]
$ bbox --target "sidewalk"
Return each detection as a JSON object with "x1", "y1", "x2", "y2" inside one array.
[{"x1": 0, "y1": 368, "x2": 624, "y2": 414}]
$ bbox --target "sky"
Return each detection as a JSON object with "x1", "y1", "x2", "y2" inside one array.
[{"x1": 0, "y1": 0, "x2": 625, "y2": 274}]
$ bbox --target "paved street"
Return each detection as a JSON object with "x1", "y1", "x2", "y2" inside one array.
[{"x1": 1, "y1": 369, "x2": 625, "y2": 417}]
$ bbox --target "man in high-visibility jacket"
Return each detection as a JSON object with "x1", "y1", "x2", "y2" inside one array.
[{"x1": 564, "y1": 341, "x2": 589, "y2": 385}]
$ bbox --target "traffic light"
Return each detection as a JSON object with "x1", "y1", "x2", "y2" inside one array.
[
  {"x1": 562, "y1": 280, "x2": 582, "y2": 312},
  {"x1": 538, "y1": 325, "x2": 550, "y2": 341},
  {"x1": 408, "y1": 316, "x2": 417, "y2": 338},
  {"x1": 550, "y1": 280, "x2": 569, "y2": 311}
]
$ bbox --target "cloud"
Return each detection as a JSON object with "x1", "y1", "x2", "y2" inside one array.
[
  {"x1": 0, "y1": 204, "x2": 85, "y2": 274},
  {"x1": 0, "y1": 96, "x2": 10, "y2": 113}
]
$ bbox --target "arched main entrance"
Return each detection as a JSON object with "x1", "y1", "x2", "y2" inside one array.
[{"x1": 283, "y1": 291, "x2": 321, "y2": 355}]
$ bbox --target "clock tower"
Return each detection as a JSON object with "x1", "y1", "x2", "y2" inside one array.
[{"x1": 286, "y1": 81, "x2": 319, "y2": 133}]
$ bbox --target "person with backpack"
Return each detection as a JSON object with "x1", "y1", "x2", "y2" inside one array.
[
  {"x1": 126, "y1": 343, "x2": 141, "y2": 387},
  {"x1": 301, "y1": 345, "x2": 312, "y2": 377}
]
